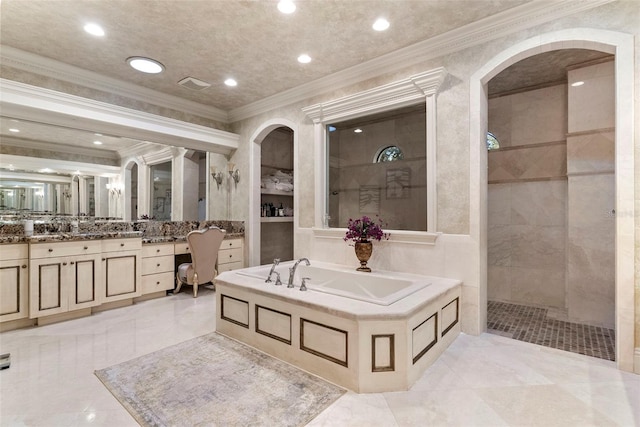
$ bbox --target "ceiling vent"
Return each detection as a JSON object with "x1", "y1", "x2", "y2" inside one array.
[{"x1": 178, "y1": 77, "x2": 211, "y2": 91}]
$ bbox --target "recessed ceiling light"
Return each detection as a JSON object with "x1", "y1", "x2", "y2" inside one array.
[
  {"x1": 224, "y1": 78, "x2": 238, "y2": 87},
  {"x1": 354, "y1": 128, "x2": 363, "y2": 133},
  {"x1": 571, "y1": 81, "x2": 585, "y2": 87},
  {"x1": 372, "y1": 18, "x2": 390, "y2": 31},
  {"x1": 8, "y1": 128, "x2": 20, "y2": 133},
  {"x1": 297, "y1": 54, "x2": 311, "y2": 64},
  {"x1": 277, "y1": 0, "x2": 296, "y2": 14},
  {"x1": 127, "y1": 56, "x2": 165, "y2": 74},
  {"x1": 40, "y1": 168, "x2": 52, "y2": 173},
  {"x1": 95, "y1": 133, "x2": 102, "y2": 136},
  {"x1": 84, "y1": 23, "x2": 105, "y2": 37},
  {"x1": 93, "y1": 140, "x2": 103, "y2": 145}
]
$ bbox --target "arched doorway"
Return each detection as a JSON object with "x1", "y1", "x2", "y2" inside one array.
[{"x1": 470, "y1": 29, "x2": 635, "y2": 371}]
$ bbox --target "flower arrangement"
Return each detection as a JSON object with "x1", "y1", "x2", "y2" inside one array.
[{"x1": 343, "y1": 215, "x2": 389, "y2": 244}]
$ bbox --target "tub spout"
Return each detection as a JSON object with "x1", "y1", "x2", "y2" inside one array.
[
  {"x1": 287, "y1": 258, "x2": 310, "y2": 287},
  {"x1": 265, "y1": 258, "x2": 280, "y2": 283}
]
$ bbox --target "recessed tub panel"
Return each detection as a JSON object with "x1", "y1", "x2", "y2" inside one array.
[
  {"x1": 221, "y1": 294, "x2": 249, "y2": 328},
  {"x1": 256, "y1": 305, "x2": 291, "y2": 344},
  {"x1": 412, "y1": 313, "x2": 437, "y2": 364},
  {"x1": 300, "y1": 318, "x2": 348, "y2": 367},
  {"x1": 442, "y1": 297, "x2": 459, "y2": 337}
]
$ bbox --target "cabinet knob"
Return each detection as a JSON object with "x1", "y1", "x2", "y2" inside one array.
[
  {"x1": 63, "y1": 262, "x2": 67, "y2": 266},
  {"x1": 229, "y1": 254, "x2": 232, "y2": 258},
  {"x1": 156, "y1": 249, "x2": 160, "y2": 253},
  {"x1": 120, "y1": 243, "x2": 125, "y2": 247},
  {"x1": 84, "y1": 246, "x2": 88, "y2": 250},
  {"x1": 70, "y1": 261, "x2": 75, "y2": 265},
  {"x1": 21, "y1": 264, "x2": 26, "y2": 269},
  {"x1": 156, "y1": 281, "x2": 160, "y2": 285},
  {"x1": 102, "y1": 258, "x2": 106, "y2": 261},
  {"x1": 157, "y1": 263, "x2": 160, "y2": 267},
  {"x1": 48, "y1": 248, "x2": 53, "y2": 252}
]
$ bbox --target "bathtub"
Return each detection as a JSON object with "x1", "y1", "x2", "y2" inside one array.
[
  {"x1": 216, "y1": 260, "x2": 462, "y2": 393},
  {"x1": 236, "y1": 261, "x2": 430, "y2": 305}
]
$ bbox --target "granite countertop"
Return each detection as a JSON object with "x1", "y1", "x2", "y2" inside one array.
[{"x1": 0, "y1": 231, "x2": 243, "y2": 245}]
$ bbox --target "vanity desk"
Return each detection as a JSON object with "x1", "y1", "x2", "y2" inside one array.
[{"x1": 0, "y1": 219, "x2": 244, "y2": 331}]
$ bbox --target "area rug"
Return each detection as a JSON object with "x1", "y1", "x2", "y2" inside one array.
[{"x1": 95, "y1": 332, "x2": 345, "y2": 427}]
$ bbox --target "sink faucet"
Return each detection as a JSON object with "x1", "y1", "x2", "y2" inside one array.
[
  {"x1": 265, "y1": 258, "x2": 280, "y2": 283},
  {"x1": 287, "y1": 257, "x2": 310, "y2": 288}
]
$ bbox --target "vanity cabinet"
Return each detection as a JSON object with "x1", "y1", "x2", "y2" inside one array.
[
  {"x1": 101, "y1": 238, "x2": 142, "y2": 303},
  {"x1": 217, "y1": 238, "x2": 243, "y2": 273},
  {"x1": 0, "y1": 244, "x2": 29, "y2": 323},
  {"x1": 141, "y1": 243, "x2": 175, "y2": 295},
  {"x1": 29, "y1": 241, "x2": 102, "y2": 318}
]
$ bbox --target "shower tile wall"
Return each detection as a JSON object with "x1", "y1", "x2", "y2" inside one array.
[
  {"x1": 566, "y1": 60, "x2": 615, "y2": 328},
  {"x1": 488, "y1": 84, "x2": 568, "y2": 310}
]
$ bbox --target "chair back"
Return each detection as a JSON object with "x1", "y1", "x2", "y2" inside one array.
[{"x1": 186, "y1": 226, "x2": 226, "y2": 284}]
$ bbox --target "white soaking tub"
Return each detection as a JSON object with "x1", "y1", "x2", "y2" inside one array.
[{"x1": 217, "y1": 260, "x2": 462, "y2": 393}]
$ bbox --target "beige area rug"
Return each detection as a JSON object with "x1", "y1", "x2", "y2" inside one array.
[{"x1": 95, "y1": 332, "x2": 346, "y2": 427}]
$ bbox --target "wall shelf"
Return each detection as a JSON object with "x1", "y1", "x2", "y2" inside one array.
[
  {"x1": 261, "y1": 217, "x2": 293, "y2": 223},
  {"x1": 261, "y1": 189, "x2": 293, "y2": 196}
]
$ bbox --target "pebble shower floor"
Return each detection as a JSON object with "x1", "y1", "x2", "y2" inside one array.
[{"x1": 487, "y1": 300, "x2": 615, "y2": 361}]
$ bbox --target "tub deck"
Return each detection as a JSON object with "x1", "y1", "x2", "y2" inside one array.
[{"x1": 215, "y1": 261, "x2": 461, "y2": 393}]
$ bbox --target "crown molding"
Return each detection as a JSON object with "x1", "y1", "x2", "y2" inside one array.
[
  {"x1": 0, "y1": 79, "x2": 239, "y2": 156},
  {"x1": 229, "y1": 0, "x2": 614, "y2": 122},
  {"x1": 0, "y1": 46, "x2": 229, "y2": 123},
  {"x1": 302, "y1": 68, "x2": 446, "y2": 124}
]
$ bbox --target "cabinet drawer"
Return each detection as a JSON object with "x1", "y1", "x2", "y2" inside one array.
[
  {"x1": 0, "y1": 244, "x2": 28, "y2": 261},
  {"x1": 30, "y1": 240, "x2": 101, "y2": 259},
  {"x1": 218, "y1": 247, "x2": 242, "y2": 265},
  {"x1": 142, "y1": 243, "x2": 174, "y2": 258},
  {"x1": 217, "y1": 261, "x2": 243, "y2": 273},
  {"x1": 102, "y1": 238, "x2": 142, "y2": 253},
  {"x1": 142, "y1": 272, "x2": 174, "y2": 294},
  {"x1": 142, "y1": 255, "x2": 174, "y2": 275},
  {"x1": 174, "y1": 242, "x2": 190, "y2": 255},
  {"x1": 220, "y1": 238, "x2": 242, "y2": 250}
]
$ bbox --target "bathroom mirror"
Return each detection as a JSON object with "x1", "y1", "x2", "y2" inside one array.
[{"x1": 326, "y1": 104, "x2": 427, "y2": 231}]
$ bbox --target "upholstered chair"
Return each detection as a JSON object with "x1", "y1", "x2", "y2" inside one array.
[{"x1": 175, "y1": 226, "x2": 226, "y2": 297}]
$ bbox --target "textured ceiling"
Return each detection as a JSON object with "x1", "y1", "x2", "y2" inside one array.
[
  {"x1": 0, "y1": 0, "x2": 530, "y2": 111},
  {"x1": 0, "y1": 0, "x2": 613, "y2": 169}
]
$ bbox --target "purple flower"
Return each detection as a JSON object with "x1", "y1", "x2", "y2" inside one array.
[{"x1": 343, "y1": 216, "x2": 389, "y2": 243}]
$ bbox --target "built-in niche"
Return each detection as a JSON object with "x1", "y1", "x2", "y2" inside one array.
[{"x1": 260, "y1": 127, "x2": 294, "y2": 263}]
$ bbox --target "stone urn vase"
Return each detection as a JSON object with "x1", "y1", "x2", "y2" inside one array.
[{"x1": 354, "y1": 241, "x2": 373, "y2": 272}]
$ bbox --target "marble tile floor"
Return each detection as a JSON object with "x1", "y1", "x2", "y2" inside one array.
[
  {"x1": 1, "y1": 289, "x2": 638, "y2": 427},
  {"x1": 487, "y1": 300, "x2": 616, "y2": 361}
]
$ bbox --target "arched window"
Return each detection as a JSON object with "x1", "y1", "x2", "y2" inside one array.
[
  {"x1": 375, "y1": 145, "x2": 404, "y2": 163},
  {"x1": 486, "y1": 132, "x2": 500, "y2": 151}
]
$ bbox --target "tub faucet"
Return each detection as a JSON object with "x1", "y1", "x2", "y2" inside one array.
[
  {"x1": 288, "y1": 258, "x2": 310, "y2": 288},
  {"x1": 265, "y1": 258, "x2": 280, "y2": 283},
  {"x1": 300, "y1": 277, "x2": 310, "y2": 291}
]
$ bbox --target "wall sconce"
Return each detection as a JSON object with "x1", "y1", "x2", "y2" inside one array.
[
  {"x1": 228, "y1": 162, "x2": 240, "y2": 184},
  {"x1": 211, "y1": 166, "x2": 224, "y2": 189},
  {"x1": 106, "y1": 183, "x2": 122, "y2": 197}
]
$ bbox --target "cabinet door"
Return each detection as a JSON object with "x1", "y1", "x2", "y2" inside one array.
[
  {"x1": 68, "y1": 253, "x2": 102, "y2": 311},
  {"x1": 103, "y1": 250, "x2": 141, "y2": 302},
  {"x1": 29, "y1": 257, "x2": 69, "y2": 318},
  {"x1": 0, "y1": 259, "x2": 28, "y2": 322}
]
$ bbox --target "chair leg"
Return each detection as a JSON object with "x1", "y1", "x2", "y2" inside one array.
[
  {"x1": 175, "y1": 274, "x2": 183, "y2": 294},
  {"x1": 193, "y1": 273, "x2": 198, "y2": 298}
]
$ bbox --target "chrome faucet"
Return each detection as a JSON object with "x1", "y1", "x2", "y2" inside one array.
[
  {"x1": 287, "y1": 257, "x2": 310, "y2": 288},
  {"x1": 265, "y1": 258, "x2": 280, "y2": 283},
  {"x1": 300, "y1": 277, "x2": 310, "y2": 291}
]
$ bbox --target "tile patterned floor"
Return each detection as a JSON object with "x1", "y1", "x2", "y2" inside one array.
[{"x1": 487, "y1": 300, "x2": 616, "y2": 361}]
